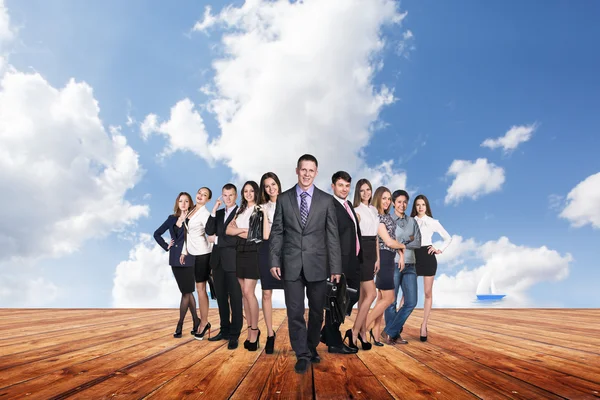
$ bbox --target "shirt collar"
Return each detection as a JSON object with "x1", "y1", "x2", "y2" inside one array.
[
  {"x1": 332, "y1": 194, "x2": 348, "y2": 205},
  {"x1": 296, "y1": 184, "x2": 314, "y2": 197}
]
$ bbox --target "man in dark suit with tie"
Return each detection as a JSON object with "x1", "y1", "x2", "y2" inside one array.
[
  {"x1": 270, "y1": 154, "x2": 342, "y2": 374},
  {"x1": 321, "y1": 171, "x2": 362, "y2": 354},
  {"x1": 206, "y1": 183, "x2": 243, "y2": 349}
]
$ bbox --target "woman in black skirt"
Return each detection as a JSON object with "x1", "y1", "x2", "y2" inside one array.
[
  {"x1": 411, "y1": 194, "x2": 452, "y2": 342},
  {"x1": 153, "y1": 192, "x2": 200, "y2": 338},
  {"x1": 352, "y1": 178, "x2": 379, "y2": 346},
  {"x1": 258, "y1": 172, "x2": 283, "y2": 354},
  {"x1": 226, "y1": 181, "x2": 261, "y2": 351},
  {"x1": 364, "y1": 187, "x2": 407, "y2": 345}
]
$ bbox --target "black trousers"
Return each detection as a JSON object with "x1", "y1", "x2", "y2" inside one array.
[
  {"x1": 212, "y1": 262, "x2": 243, "y2": 339},
  {"x1": 284, "y1": 271, "x2": 327, "y2": 361}
]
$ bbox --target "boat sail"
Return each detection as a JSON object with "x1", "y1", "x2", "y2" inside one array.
[{"x1": 476, "y1": 272, "x2": 506, "y2": 301}]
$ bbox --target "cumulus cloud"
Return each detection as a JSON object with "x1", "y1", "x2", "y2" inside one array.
[
  {"x1": 481, "y1": 123, "x2": 537, "y2": 153},
  {"x1": 0, "y1": 0, "x2": 14, "y2": 45},
  {"x1": 559, "y1": 172, "x2": 600, "y2": 229},
  {"x1": 434, "y1": 235, "x2": 478, "y2": 268},
  {"x1": 0, "y1": 67, "x2": 148, "y2": 306},
  {"x1": 434, "y1": 236, "x2": 572, "y2": 307},
  {"x1": 143, "y1": 0, "x2": 410, "y2": 189},
  {"x1": 444, "y1": 158, "x2": 505, "y2": 204}
]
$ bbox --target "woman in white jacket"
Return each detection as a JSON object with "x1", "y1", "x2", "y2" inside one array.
[{"x1": 410, "y1": 194, "x2": 452, "y2": 342}]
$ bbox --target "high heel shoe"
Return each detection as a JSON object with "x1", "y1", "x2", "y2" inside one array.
[
  {"x1": 191, "y1": 317, "x2": 201, "y2": 335},
  {"x1": 420, "y1": 325, "x2": 428, "y2": 342},
  {"x1": 247, "y1": 328, "x2": 261, "y2": 351},
  {"x1": 173, "y1": 322, "x2": 183, "y2": 338},
  {"x1": 194, "y1": 322, "x2": 212, "y2": 340},
  {"x1": 369, "y1": 329, "x2": 383, "y2": 347},
  {"x1": 244, "y1": 326, "x2": 251, "y2": 349},
  {"x1": 357, "y1": 333, "x2": 372, "y2": 351},
  {"x1": 265, "y1": 332, "x2": 276, "y2": 354},
  {"x1": 343, "y1": 329, "x2": 359, "y2": 351}
]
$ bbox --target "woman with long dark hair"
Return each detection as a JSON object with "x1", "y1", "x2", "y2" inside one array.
[
  {"x1": 411, "y1": 194, "x2": 452, "y2": 342},
  {"x1": 351, "y1": 178, "x2": 379, "y2": 347},
  {"x1": 258, "y1": 172, "x2": 284, "y2": 354},
  {"x1": 226, "y1": 181, "x2": 261, "y2": 351},
  {"x1": 154, "y1": 192, "x2": 200, "y2": 338}
]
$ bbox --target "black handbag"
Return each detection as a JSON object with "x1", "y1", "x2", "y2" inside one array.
[
  {"x1": 325, "y1": 274, "x2": 357, "y2": 325},
  {"x1": 247, "y1": 206, "x2": 264, "y2": 243}
]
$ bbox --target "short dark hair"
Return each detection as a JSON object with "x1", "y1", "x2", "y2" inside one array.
[
  {"x1": 331, "y1": 171, "x2": 351, "y2": 185},
  {"x1": 297, "y1": 154, "x2": 318, "y2": 168},
  {"x1": 392, "y1": 189, "x2": 409, "y2": 203},
  {"x1": 198, "y1": 187, "x2": 212, "y2": 200},
  {"x1": 222, "y1": 183, "x2": 237, "y2": 193}
]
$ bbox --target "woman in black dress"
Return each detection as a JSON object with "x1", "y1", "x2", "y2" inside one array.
[
  {"x1": 226, "y1": 181, "x2": 261, "y2": 351},
  {"x1": 153, "y1": 192, "x2": 200, "y2": 338},
  {"x1": 258, "y1": 172, "x2": 283, "y2": 354}
]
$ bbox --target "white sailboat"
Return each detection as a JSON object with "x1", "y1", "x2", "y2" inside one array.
[{"x1": 476, "y1": 272, "x2": 506, "y2": 301}]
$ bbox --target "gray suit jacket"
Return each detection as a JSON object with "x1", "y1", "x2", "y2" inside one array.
[{"x1": 270, "y1": 185, "x2": 342, "y2": 282}]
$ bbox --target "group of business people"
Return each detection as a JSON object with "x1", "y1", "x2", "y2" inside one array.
[{"x1": 154, "y1": 154, "x2": 452, "y2": 374}]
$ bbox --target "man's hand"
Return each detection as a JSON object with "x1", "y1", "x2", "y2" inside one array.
[
  {"x1": 271, "y1": 267, "x2": 282, "y2": 280},
  {"x1": 212, "y1": 196, "x2": 223, "y2": 214},
  {"x1": 330, "y1": 274, "x2": 341, "y2": 283}
]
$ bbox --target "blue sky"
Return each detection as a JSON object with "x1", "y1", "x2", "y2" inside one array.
[{"x1": 1, "y1": 0, "x2": 598, "y2": 308}]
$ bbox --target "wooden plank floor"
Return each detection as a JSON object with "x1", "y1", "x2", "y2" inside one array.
[{"x1": 0, "y1": 309, "x2": 599, "y2": 399}]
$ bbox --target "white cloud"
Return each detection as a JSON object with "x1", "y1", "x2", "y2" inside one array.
[
  {"x1": 559, "y1": 172, "x2": 600, "y2": 229},
  {"x1": 0, "y1": 68, "x2": 148, "y2": 306},
  {"x1": 0, "y1": 0, "x2": 14, "y2": 45},
  {"x1": 481, "y1": 123, "x2": 537, "y2": 153},
  {"x1": 0, "y1": 272, "x2": 59, "y2": 307},
  {"x1": 445, "y1": 158, "x2": 505, "y2": 204},
  {"x1": 434, "y1": 236, "x2": 572, "y2": 307},
  {"x1": 144, "y1": 0, "x2": 409, "y2": 189},
  {"x1": 434, "y1": 235, "x2": 478, "y2": 268},
  {"x1": 112, "y1": 234, "x2": 181, "y2": 307}
]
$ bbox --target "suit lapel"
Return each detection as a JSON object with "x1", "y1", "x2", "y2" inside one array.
[
  {"x1": 288, "y1": 188, "x2": 303, "y2": 228},
  {"x1": 224, "y1": 205, "x2": 238, "y2": 227}
]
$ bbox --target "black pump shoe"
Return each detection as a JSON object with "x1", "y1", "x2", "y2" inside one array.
[
  {"x1": 357, "y1": 332, "x2": 372, "y2": 350},
  {"x1": 343, "y1": 329, "x2": 359, "y2": 351},
  {"x1": 174, "y1": 322, "x2": 183, "y2": 338},
  {"x1": 420, "y1": 325, "x2": 428, "y2": 342},
  {"x1": 247, "y1": 328, "x2": 261, "y2": 351},
  {"x1": 370, "y1": 329, "x2": 383, "y2": 347},
  {"x1": 194, "y1": 322, "x2": 212, "y2": 340},
  {"x1": 265, "y1": 333, "x2": 276, "y2": 354}
]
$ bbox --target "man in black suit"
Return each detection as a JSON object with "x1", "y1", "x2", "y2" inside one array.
[
  {"x1": 270, "y1": 154, "x2": 342, "y2": 374},
  {"x1": 321, "y1": 171, "x2": 362, "y2": 354},
  {"x1": 206, "y1": 183, "x2": 243, "y2": 349}
]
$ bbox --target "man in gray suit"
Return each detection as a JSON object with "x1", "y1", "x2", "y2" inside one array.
[{"x1": 270, "y1": 154, "x2": 342, "y2": 374}]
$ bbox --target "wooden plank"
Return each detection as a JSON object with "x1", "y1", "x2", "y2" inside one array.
[
  {"x1": 255, "y1": 312, "x2": 314, "y2": 400},
  {"x1": 416, "y1": 325, "x2": 600, "y2": 399}
]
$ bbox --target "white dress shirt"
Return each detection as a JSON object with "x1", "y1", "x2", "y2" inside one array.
[
  {"x1": 354, "y1": 203, "x2": 379, "y2": 236},
  {"x1": 235, "y1": 206, "x2": 255, "y2": 229},
  {"x1": 183, "y1": 205, "x2": 212, "y2": 256},
  {"x1": 414, "y1": 215, "x2": 452, "y2": 252}
]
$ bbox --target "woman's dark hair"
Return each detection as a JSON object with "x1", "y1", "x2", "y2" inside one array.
[
  {"x1": 259, "y1": 172, "x2": 282, "y2": 204},
  {"x1": 372, "y1": 186, "x2": 391, "y2": 215},
  {"x1": 198, "y1": 187, "x2": 212, "y2": 200},
  {"x1": 410, "y1": 194, "x2": 433, "y2": 218},
  {"x1": 173, "y1": 192, "x2": 194, "y2": 217},
  {"x1": 392, "y1": 189, "x2": 409, "y2": 204},
  {"x1": 353, "y1": 178, "x2": 372, "y2": 208},
  {"x1": 237, "y1": 181, "x2": 260, "y2": 215}
]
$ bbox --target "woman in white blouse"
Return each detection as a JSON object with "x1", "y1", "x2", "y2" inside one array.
[
  {"x1": 258, "y1": 172, "x2": 283, "y2": 354},
  {"x1": 180, "y1": 187, "x2": 214, "y2": 339},
  {"x1": 226, "y1": 181, "x2": 261, "y2": 351},
  {"x1": 410, "y1": 194, "x2": 452, "y2": 342},
  {"x1": 352, "y1": 179, "x2": 379, "y2": 347}
]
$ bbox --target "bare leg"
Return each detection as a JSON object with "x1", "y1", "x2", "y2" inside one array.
[
  {"x1": 242, "y1": 279, "x2": 260, "y2": 341},
  {"x1": 196, "y1": 282, "x2": 209, "y2": 332},
  {"x1": 422, "y1": 276, "x2": 434, "y2": 336},
  {"x1": 262, "y1": 289, "x2": 274, "y2": 336},
  {"x1": 366, "y1": 289, "x2": 394, "y2": 334},
  {"x1": 353, "y1": 280, "x2": 377, "y2": 341}
]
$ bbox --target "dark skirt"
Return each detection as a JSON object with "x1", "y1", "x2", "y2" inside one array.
[
  {"x1": 194, "y1": 253, "x2": 211, "y2": 283},
  {"x1": 171, "y1": 265, "x2": 195, "y2": 294},
  {"x1": 415, "y1": 246, "x2": 438, "y2": 276},
  {"x1": 236, "y1": 240, "x2": 260, "y2": 280},
  {"x1": 360, "y1": 236, "x2": 377, "y2": 282},
  {"x1": 258, "y1": 239, "x2": 284, "y2": 290},
  {"x1": 375, "y1": 249, "x2": 396, "y2": 290}
]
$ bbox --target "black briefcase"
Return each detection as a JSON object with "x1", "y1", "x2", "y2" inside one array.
[
  {"x1": 325, "y1": 274, "x2": 356, "y2": 325},
  {"x1": 207, "y1": 276, "x2": 217, "y2": 300}
]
